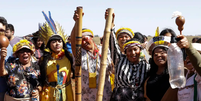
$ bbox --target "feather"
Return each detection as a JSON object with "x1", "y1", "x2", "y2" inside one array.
[
  {"x1": 49, "y1": 11, "x2": 56, "y2": 32},
  {"x1": 155, "y1": 27, "x2": 159, "y2": 37},
  {"x1": 172, "y1": 11, "x2": 182, "y2": 19},
  {"x1": 42, "y1": 11, "x2": 57, "y2": 34}
]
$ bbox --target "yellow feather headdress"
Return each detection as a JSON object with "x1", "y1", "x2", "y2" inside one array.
[
  {"x1": 146, "y1": 27, "x2": 171, "y2": 52},
  {"x1": 82, "y1": 28, "x2": 94, "y2": 37},
  {"x1": 39, "y1": 11, "x2": 67, "y2": 46},
  {"x1": 13, "y1": 39, "x2": 34, "y2": 57},
  {"x1": 116, "y1": 27, "x2": 134, "y2": 39}
]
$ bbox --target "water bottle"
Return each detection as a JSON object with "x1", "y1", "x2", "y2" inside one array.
[{"x1": 167, "y1": 43, "x2": 186, "y2": 89}]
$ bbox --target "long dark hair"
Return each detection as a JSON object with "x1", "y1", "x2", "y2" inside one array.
[
  {"x1": 39, "y1": 36, "x2": 74, "y2": 86},
  {"x1": 148, "y1": 46, "x2": 168, "y2": 76},
  {"x1": 32, "y1": 37, "x2": 45, "y2": 50},
  {"x1": 159, "y1": 28, "x2": 176, "y2": 37}
]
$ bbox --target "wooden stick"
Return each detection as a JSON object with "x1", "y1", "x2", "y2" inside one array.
[
  {"x1": 96, "y1": 8, "x2": 114, "y2": 101},
  {"x1": 75, "y1": 6, "x2": 83, "y2": 101}
]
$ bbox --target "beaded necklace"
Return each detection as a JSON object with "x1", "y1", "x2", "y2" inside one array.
[{"x1": 51, "y1": 49, "x2": 65, "y2": 60}]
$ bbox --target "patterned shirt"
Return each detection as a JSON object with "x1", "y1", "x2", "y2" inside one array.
[{"x1": 5, "y1": 60, "x2": 40, "y2": 98}]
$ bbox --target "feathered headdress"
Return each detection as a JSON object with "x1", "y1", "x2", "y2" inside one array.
[
  {"x1": 39, "y1": 11, "x2": 67, "y2": 46},
  {"x1": 13, "y1": 39, "x2": 34, "y2": 57},
  {"x1": 146, "y1": 27, "x2": 171, "y2": 52},
  {"x1": 116, "y1": 27, "x2": 134, "y2": 39}
]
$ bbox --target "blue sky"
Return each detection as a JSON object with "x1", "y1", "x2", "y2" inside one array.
[{"x1": 1, "y1": 0, "x2": 201, "y2": 37}]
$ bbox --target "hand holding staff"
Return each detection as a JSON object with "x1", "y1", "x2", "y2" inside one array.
[
  {"x1": 74, "y1": 6, "x2": 83, "y2": 101},
  {"x1": 105, "y1": 9, "x2": 115, "y2": 29},
  {"x1": 96, "y1": 8, "x2": 114, "y2": 101}
]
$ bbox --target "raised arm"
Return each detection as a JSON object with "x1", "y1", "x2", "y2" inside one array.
[
  {"x1": 105, "y1": 9, "x2": 115, "y2": 30},
  {"x1": 0, "y1": 47, "x2": 8, "y2": 76},
  {"x1": 71, "y1": 10, "x2": 84, "y2": 57},
  {"x1": 177, "y1": 35, "x2": 201, "y2": 76}
]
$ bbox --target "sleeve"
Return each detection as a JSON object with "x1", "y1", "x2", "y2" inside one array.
[
  {"x1": 4, "y1": 62, "x2": 12, "y2": 74},
  {"x1": 185, "y1": 44, "x2": 201, "y2": 76},
  {"x1": 109, "y1": 27, "x2": 121, "y2": 67}
]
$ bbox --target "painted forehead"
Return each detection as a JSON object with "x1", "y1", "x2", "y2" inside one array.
[{"x1": 82, "y1": 35, "x2": 92, "y2": 39}]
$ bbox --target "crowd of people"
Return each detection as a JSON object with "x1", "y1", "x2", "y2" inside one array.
[{"x1": 0, "y1": 9, "x2": 201, "y2": 101}]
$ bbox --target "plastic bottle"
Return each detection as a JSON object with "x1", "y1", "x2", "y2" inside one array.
[{"x1": 167, "y1": 43, "x2": 186, "y2": 89}]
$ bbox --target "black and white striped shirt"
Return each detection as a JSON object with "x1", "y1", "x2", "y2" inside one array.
[{"x1": 115, "y1": 55, "x2": 150, "y2": 99}]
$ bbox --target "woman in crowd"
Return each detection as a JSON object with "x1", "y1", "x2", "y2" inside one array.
[
  {"x1": 114, "y1": 38, "x2": 150, "y2": 101},
  {"x1": 146, "y1": 28, "x2": 176, "y2": 56},
  {"x1": 133, "y1": 32, "x2": 150, "y2": 62},
  {"x1": 0, "y1": 39, "x2": 41, "y2": 101},
  {"x1": 32, "y1": 31, "x2": 45, "y2": 61},
  {"x1": 144, "y1": 36, "x2": 178, "y2": 101},
  {"x1": 39, "y1": 12, "x2": 74, "y2": 101},
  {"x1": 71, "y1": 10, "x2": 113, "y2": 101},
  {"x1": 159, "y1": 28, "x2": 177, "y2": 37}
]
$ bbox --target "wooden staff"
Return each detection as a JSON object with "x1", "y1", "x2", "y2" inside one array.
[
  {"x1": 75, "y1": 6, "x2": 83, "y2": 101},
  {"x1": 96, "y1": 8, "x2": 114, "y2": 101}
]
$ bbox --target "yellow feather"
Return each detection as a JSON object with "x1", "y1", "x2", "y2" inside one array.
[{"x1": 155, "y1": 27, "x2": 159, "y2": 37}]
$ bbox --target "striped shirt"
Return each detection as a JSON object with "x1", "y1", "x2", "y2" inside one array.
[
  {"x1": 115, "y1": 55, "x2": 150, "y2": 100},
  {"x1": 109, "y1": 28, "x2": 121, "y2": 68}
]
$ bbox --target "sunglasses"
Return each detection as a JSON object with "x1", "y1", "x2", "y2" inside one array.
[
  {"x1": 18, "y1": 48, "x2": 32, "y2": 53},
  {"x1": 0, "y1": 29, "x2": 6, "y2": 33}
]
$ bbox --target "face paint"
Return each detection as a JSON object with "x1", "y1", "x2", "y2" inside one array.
[{"x1": 82, "y1": 36, "x2": 94, "y2": 51}]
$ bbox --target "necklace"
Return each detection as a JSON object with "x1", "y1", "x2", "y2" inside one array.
[
  {"x1": 87, "y1": 51, "x2": 99, "y2": 88},
  {"x1": 51, "y1": 49, "x2": 65, "y2": 60}
]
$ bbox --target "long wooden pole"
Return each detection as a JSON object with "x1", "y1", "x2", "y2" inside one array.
[
  {"x1": 96, "y1": 8, "x2": 114, "y2": 101},
  {"x1": 75, "y1": 6, "x2": 83, "y2": 101}
]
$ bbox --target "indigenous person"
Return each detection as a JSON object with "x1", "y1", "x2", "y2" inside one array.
[
  {"x1": 177, "y1": 35, "x2": 201, "y2": 100},
  {"x1": 39, "y1": 12, "x2": 74, "y2": 101},
  {"x1": 159, "y1": 28, "x2": 177, "y2": 37},
  {"x1": 144, "y1": 36, "x2": 178, "y2": 101},
  {"x1": 133, "y1": 32, "x2": 150, "y2": 62},
  {"x1": 71, "y1": 10, "x2": 113, "y2": 101},
  {"x1": 0, "y1": 39, "x2": 41, "y2": 101},
  {"x1": 114, "y1": 38, "x2": 150, "y2": 101},
  {"x1": 5, "y1": 24, "x2": 21, "y2": 47},
  {"x1": 105, "y1": 10, "x2": 134, "y2": 67},
  {"x1": 32, "y1": 31, "x2": 45, "y2": 61},
  {"x1": 146, "y1": 28, "x2": 176, "y2": 56}
]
